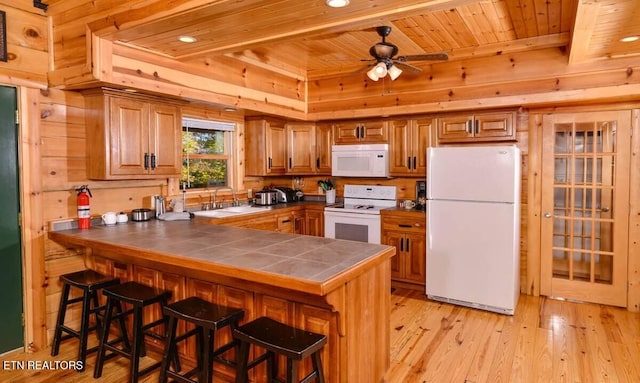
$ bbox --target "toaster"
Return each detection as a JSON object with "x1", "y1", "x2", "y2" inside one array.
[{"x1": 272, "y1": 186, "x2": 300, "y2": 203}]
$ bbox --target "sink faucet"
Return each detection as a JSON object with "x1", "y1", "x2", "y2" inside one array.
[{"x1": 212, "y1": 187, "x2": 237, "y2": 208}]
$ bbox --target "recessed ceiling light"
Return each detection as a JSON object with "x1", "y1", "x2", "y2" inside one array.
[
  {"x1": 223, "y1": 107, "x2": 237, "y2": 112},
  {"x1": 619, "y1": 35, "x2": 639, "y2": 43},
  {"x1": 326, "y1": 0, "x2": 349, "y2": 8},
  {"x1": 178, "y1": 35, "x2": 197, "y2": 43}
]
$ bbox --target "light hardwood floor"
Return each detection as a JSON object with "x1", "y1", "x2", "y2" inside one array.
[{"x1": 1, "y1": 288, "x2": 639, "y2": 382}]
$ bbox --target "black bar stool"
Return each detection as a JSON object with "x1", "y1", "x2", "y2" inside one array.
[
  {"x1": 93, "y1": 281, "x2": 174, "y2": 383},
  {"x1": 50, "y1": 269, "x2": 120, "y2": 371},
  {"x1": 159, "y1": 296, "x2": 245, "y2": 383},
  {"x1": 233, "y1": 316, "x2": 327, "y2": 383}
]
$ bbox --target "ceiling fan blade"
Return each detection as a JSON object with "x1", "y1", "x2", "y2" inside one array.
[
  {"x1": 393, "y1": 61, "x2": 423, "y2": 74},
  {"x1": 397, "y1": 52, "x2": 449, "y2": 61}
]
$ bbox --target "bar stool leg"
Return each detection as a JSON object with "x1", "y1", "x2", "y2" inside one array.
[
  {"x1": 129, "y1": 305, "x2": 144, "y2": 383},
  {"x1": 203, "y1": 328, "x2": 215, "y2": 383},
  {"x1": 93, "y1": 296, "x2": 114, "y2": 379},
  {"x1": 159, "y1": 315, "x2": 178, "y2": 383},
  {"x1": 267, "y1": 351, "x2": 277, "y2": 383},
  {"x1": 235, "y1": 341, "x2": 251, "y2": 383},
  {"x1": 91, "y1": 290, "x2": 103, "y2": 341},
  {"x1": 285, "y1": 357, "x2": 297, "y2": 383},
  {"x1": 312, "y1": 352, "x2": 326, "y2": 383},
  {"x1": 114, "y1": 299, "x2": 131, "y2": 352},
  {"x1": 77, "y1": 288, "x2": 93, "y2": 371},
  {"x1": 51, "y1": 282, "x2": 71, "y2": 357}
]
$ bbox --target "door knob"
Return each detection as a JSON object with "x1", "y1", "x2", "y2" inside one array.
[
  {"x1": 602, "y1": 207, "x2": 610, "y2": 212},
  {"x1": 544, "y1": 212, "x2": 552, "y2": 218}
]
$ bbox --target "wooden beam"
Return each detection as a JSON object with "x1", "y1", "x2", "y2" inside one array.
[
  {"x1": 568, "y1": 0, "x2": 600, "y2": 64},
  {"x1": 84, "y1": 0, "x2": 479, "y2": 58}
]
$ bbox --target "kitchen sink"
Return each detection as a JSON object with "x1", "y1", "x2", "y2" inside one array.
[{"x1": 192, "y1": 205, "x2": 271, "y2": 218}]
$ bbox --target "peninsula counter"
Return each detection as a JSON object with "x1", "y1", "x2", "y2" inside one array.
[{"x1": 49, "y1": 220, "x2": 394, "y2": 382}]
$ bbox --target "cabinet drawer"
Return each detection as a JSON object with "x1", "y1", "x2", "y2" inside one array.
[{"x1": 382, "y1": 216, "x2": 425, "y2": 233}]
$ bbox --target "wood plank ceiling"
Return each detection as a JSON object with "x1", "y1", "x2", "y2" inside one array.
[{"x1": 48, "y1": 0, "x2": 640, "y2": 81}]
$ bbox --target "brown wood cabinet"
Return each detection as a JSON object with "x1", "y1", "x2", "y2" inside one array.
[
  {"x1": 382, "y1": 210, "x2": 426, "y2": 287},
  {"x1": 285, "y1": 122, "x2": 333, "y2": 175},
  {"x1": 305, "y1": 206, "x2": 324, "y2": 237},
  {"x1": 84, "y1": 89, "x2": 182, "y2": 180},
  {"x1": 437, "y1": 111, "x2": 516, "y2": 143},
  {"x1": 334, "y1": 120, "x2": 388, "y2": 144},
  {"x1": 245, "y1": 118, "x2": 287, "y2": 176},
  {"x1": 388, "y1": 118, "x2": 434, "y2": 176}
]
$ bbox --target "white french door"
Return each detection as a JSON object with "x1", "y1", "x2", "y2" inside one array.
[{"x1": 541, "y1": 111, "x2": 631, "y2": 306}]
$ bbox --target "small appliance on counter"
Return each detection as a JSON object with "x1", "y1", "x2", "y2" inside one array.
[
  {"x1": 272, "y1": 186, "x2": 302, "y2": 203},
  {"x1": 415, "y1": 180, "x2": 426, "y2": 210},
  {"x1": 254, "y1": 190, "x2": 278, "y2": 206}
]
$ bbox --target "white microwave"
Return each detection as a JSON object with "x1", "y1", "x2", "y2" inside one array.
[{"x1": 331, "y1": 144, "x2": 389, "y2": 178}]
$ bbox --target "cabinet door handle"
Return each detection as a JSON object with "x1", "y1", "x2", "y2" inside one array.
[
  {"x1": 475, "y1": 119, "x2": 479, "y2": 134},
  {"x1": 407, "y1": 156, "x2": 412, "y2": 169},
  {"x1": 360, "y1": 125, "x2": 365, "y2": 139},
  {"x1": 399, "y1": 238, "x2": 404, "y2": 252},
  {"x1": 281, "y1": 218, "x2": 291, "y2": 223},
  {"x1": 151, "y1": 153, "x2": 157, "y2": 170},
  {"x1": 289, "y1": 157, "x2": 292, "y2": 169},
  {"x1": 406, "y1": 238, "x2": 410, "y2": 251},
  {"x1": 413, "y1": 156, "x2": 417, "y2": 170},
  {"x1": 144, "y1": 153, "x2": 149, "y2": 169},
  {"x1": 355, "y1": 125, "x2": 360, "y2": 139},
  {"x1": 467, "y1": 120, "x2": 472, "y2": 134},
  {"x1": 316, "y1": 158, "x2": 320, "y2": 168},
  {"x1": 399, "y1": 224, "x2": 412, "y2": 228},
  {"x1": 268, "y1": 157, "x2": 272, "y2": 169}
]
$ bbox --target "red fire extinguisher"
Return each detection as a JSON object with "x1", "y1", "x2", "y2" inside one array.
[{"x1": 76, "y1": 185, "x2": 92, "y2": 229}]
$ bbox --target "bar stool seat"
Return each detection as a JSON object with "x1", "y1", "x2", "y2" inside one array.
[
  {"x1": 93, "y1": 281, "x2": 173, "y2": 383},
  {"x1": 233, "y1": 316, "x2": 327, "y2": 383},
  {"x1": 50, "y1": 269, "x2": 120, "y2": 371},
  {"x1": 160, "y1": 296, "x2": 245, "y2": 383}
]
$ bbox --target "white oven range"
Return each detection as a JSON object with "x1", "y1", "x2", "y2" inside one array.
[{"x1": 324, "y1": 185, "x2": 397, "y2": 244}]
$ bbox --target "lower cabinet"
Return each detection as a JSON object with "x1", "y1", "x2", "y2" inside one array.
[
  {"x1": 305, "y1": 206, "x2": 325, "y2": 237},
  {"x1": 196, "y1": 205, "x2": 325, "y2": 237},
  {"x1": 381, "y1": 210, "x2": 426, "y2": 287}
]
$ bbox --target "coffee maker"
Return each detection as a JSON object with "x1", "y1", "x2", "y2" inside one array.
[{"x1": 415, "y1": 180, "x2": 426, "y2": 211}]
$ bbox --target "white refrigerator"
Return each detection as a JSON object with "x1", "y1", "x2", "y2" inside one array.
[{"x1": 426, "y1": 146, "x2": 521, "y2": 315}]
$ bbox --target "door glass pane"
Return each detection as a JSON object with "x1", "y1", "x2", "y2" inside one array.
[
  {"x1": 597, "y1": 156, "x2": 615, "y2": 186},
  {"x1": 552, "y1": 249, "x2": 570, "y2": 279},
  {"x1": 572, "y1": 251, "x2": 591, "y2": 282},
  {"x1": 554, "y1": 187, "x2": 569, "y2": 213},
  {"x1": 594, "y1": 253, "x2": 613, "y2": 284},
  {"x1": 555, "y1": 126, "x2": 572, "y2": 153},
  {"x1": 554, "y1": 157, "x2": 569, "y2": 183},
  {"x1": 596, "y1": 222, "x2": 613, "y2": 252}
]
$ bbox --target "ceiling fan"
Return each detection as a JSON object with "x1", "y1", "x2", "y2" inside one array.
[{"x1": 363, "y1": 26, "x2": 448, "y2": 81}]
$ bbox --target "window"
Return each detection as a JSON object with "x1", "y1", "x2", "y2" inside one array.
[{"x1": 182, "y1": 117, "x2": 235, "y2": 189}]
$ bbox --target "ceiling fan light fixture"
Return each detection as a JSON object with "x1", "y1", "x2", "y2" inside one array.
[
  {"x1": 326, "y1": 0, "x2": 349, "y2": 8},
  {"x1": 373, "y1": 62, "x2": 387, "y2": 77},
  {"x1": 387, "y1": 65, "x2": 403, "y2": 80},
  {"x1": 366, "y1": 67, "x2": 380, "y2": 81}
]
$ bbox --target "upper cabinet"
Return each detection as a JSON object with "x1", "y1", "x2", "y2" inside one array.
[
  {"x1": 84, "y1": 89, "x2": 182, "y2": 180},
  {"x1": 437, "y1": 111, "x2": 516, "y2": 143},
  {"x1": 334, "y1": 120, "x2": 388, "y2": 144},
  {"x1": 245, "y1": 118, "x2": 287, "y2": 176},
  {"x1": 285, "y1": 122, "x2": 332, "y2": 175},
  {"x1": 388, "y1": 118, "x2": 434, "y2": 176}
]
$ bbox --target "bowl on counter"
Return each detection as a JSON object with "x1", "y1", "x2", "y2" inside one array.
[{"x1": 131, "y1": 208, "x2": 154, "y2": 221}]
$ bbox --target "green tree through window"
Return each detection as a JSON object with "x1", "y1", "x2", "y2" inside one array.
[{"x1": 182, "y1": 118, "x2": 235, "y2": 188}]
